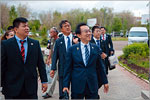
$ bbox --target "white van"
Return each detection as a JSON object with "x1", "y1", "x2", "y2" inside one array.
[{"x1": 128, "y1": 27, "x2": 148, "y2": 45}]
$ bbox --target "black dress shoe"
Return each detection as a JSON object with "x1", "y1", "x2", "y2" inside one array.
[{"x1": 42, "y1": 93, "x2": 52, "y2": 99}]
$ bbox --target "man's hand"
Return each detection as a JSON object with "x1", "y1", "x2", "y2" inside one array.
[
  {"x1": 42, "y1": 83, "x2": 48, "y2": 93},
  {"x1": 110, "y1": 51, "x2": 114, "y2": 55},
  {"x1": 73, "y1": 38, "x2": 79, "y2": 44},
  {"x1": 63, "y1": 87, "x2": 69, "y2": 94},
  {"x1": 104, "y1": 84, "x2": 109, "y2": 93},
  {"x1": 101, "y1": 52, "x2": 107, "y2": 59},
  {"x1": 50, "y1": 70, "x2": 55, "y2": 78}
]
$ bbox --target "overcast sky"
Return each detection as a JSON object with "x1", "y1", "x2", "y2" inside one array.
[{"x1": 4, "y1": 1, "x2": 150, "y2": 17}]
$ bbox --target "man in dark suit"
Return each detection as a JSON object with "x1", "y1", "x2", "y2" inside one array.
[
  {"x1": 100, "y1": 26, "x2": 114, "y2": 74},
  {"x1": 90, "y1": 25, "x2": 107, "y2": 60},
  {"x1": 63, "y1": 23, "x2": 109, "y2": 99},
  {"x1": 50, "y1": 20, "x2": 78, "y2": 99},
  {"x1": 1, "y1": 17, "x2": 48, "y2": 99}
]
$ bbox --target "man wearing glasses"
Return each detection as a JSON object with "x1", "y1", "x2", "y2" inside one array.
[{"x1": 63, "y1": 23, "x2": 109, "y2": 99}]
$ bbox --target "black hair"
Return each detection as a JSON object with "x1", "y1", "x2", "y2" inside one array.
[
  {"x1": 75, "y1": 23, "x2": 87, "y2": 35},
  {"x1": 100, "y1": 26, "x2": 107, "y2": 31},
  {"x1": 7, "y1": 26, "x2": 14, "y2": 30},
  {"x1": 92, "y1": 26, "x2": 100, "y2": 33},
  {"x1": 59, "y1": 20, "x2": 70, "y2": 29},
  {"x1": 13, "y1": 17, "x2": 28, "y2": 28}
]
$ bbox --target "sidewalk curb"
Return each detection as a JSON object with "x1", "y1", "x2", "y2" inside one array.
[
  {"x1": 141, "y1": 90, "x2": 150, "y2": 100},
  {"x1": 119, "y1": 63, "x2": 150, "y2": 100}
]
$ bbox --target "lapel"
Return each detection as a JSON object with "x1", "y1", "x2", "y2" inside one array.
[
  {"x1": 12, "y1": 37, "x2": 24, "y2": 63},
  {"x1": 90, "y1": 37, "x2": 96, "y2": 44},
  {"x1": 77, "y1": 43, "x2": 85, "y2": 66},
  {"x1": 87, "y1": 43, "x2": 94, "y2": 66},
  {"x1": 60, "y1": 36, "x2": 67, "y2": 55},
  {"x1": 25, "y1": 37, "x2": 33, "y2": 64}
]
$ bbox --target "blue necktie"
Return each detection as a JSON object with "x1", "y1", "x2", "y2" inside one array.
[
  {"x1": 84, "y1": 45, "x2": 89, "y2": 65},
  {"x1": 96, "y1": 40, "x2": 100, "y2": 48},
  {"x1": 67, "y1": 36, "x2": 71, "y2": 51}
]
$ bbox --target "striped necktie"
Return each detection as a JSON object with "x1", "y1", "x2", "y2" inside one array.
[
  {"x1": 20, "y1": 40, "x2": 26, "y2": 62},
  {"x1": 84, "y1": 45, "x2": 89, "y2": 66}
]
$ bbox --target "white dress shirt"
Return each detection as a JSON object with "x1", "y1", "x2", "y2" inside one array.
[
  {"x1": 63, "y1": 33, "x2": 73, "y2": 50},
  {"x1": 93, "y1": 37, "x2": 100, "y2": 45},
  {"x1": 101, "y1": 34, "x2": 106, "y2": 40}
]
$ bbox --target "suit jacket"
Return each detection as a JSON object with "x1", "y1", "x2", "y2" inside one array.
[
  {"x1": 90, "y1": 36, "x2": 103, "y2": 54},
  {"x1": 100, "y1": 34, "x2": 114, "y2": 56},
  {"x1": 1, "y1": 37, "x2": 47, "y2": 96},
  {"x1": 63, "y1": 42, "x2": 108, "y2": 94},
  {"x1": 51, "y1": 35, "x2": 75, "y2": 77}
]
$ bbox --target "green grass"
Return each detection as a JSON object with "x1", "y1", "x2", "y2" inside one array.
[
  {"x1": 119, "y1": 56, "x2": 149, "y2": 81},
  {"x1": 112, "y1": 37, "x2": 128, "y2": 41}
]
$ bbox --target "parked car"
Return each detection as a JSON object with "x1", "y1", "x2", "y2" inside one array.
[{"x1": 128, "y1": 27, "x2": 148, "y2": 45}]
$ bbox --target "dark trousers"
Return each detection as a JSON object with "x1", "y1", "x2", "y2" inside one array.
[
  {"x1": 59, "y1": 76, "x2": 64, "y2": 99},
  {"x1": 71, "y1": 83, "x2": 99, "y2": 99},
  {"x1": 102, "y1": 57, "x2": 110, "y2": 75},
  {"x1": 4, "y1": 82, "x2": 38, "y2": 99}
]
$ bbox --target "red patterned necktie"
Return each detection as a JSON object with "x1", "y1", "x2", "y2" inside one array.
[
  {"x1": 103, "y1": 34, "x2": 105, "y2": 40},
  {"x1": 20, "y1": 40, "x2": 25, "y2": 62}
]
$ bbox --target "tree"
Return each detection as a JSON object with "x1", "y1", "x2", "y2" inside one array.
[
  {"x1": 17, "y1": 4, "x2": 30, "y2": 18},
  {"x1": 9, "y1": 5, "x2": 18, "y2": 26},
  {"x1": 112, "y1": 17, "x2": 122, "y2": 32},
  {"x1": 1, "y1": 3, "x2": 10, "y2": 30},
  {"x1": 39, "y1": 11, "x2": 52, "y2": 29}
]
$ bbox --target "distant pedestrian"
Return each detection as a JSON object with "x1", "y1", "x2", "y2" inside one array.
[
  {"x1": 42, "y1": 27, "x2": 59, "y2": 99},
  {"x1": 100, "y1": 26, "x2": 114, "y2": 75},
  {"x1": 1, "y1": 30, "x2": 15, "y2": 40}
]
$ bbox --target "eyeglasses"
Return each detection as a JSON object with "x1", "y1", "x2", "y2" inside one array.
[
  {"x1": 81, "y1": 29, "x2": 92, "y2": 33},
  {"x1": 95, "y1": 30, "x2": 101, "y2": 33}
]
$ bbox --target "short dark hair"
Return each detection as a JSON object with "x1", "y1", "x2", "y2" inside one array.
[
  {"x1": 75, "y1": 23, "x2": 87, "y2": 34},
  {"x1": 13, "y1": 17, "x2": 28, "y2": 28},
  {"x1": 59, "y1": 20, "x2": 70, "y2": 29},
  {"x1": 7, "y1": 26, "x2": 14, "y2": 30},
  {"x1": 92, "y1": 26, "x2": 100, "y2": 33},
  {"x1": 100, "y1": 26, "x2": 107, "y2": 31}
]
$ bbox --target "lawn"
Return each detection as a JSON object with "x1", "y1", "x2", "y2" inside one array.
[{"x1": 112, "y1": 37, "x2": 128, "y2": 41}]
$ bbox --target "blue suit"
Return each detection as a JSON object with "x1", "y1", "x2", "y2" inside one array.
[
  {"x1": 63, "y1": 42, "x2": 108, "y2": 99},
  {"x1": 51, "y1": 35, "x2": 75, "y2": 98}
]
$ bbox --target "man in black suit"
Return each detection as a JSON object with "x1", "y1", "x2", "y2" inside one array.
[
  {"x1": 90, "y1": 25, "x2": 107, "y2": 60},
  {"x1": 50, "y1": 20, "x2": 78, "y2": 99},
  {"x1": 1, "y1": 17, "x2": 48, "y2": 99},
  {"x1": 63, "y1": 23, "x2": 109, "y2": 99},
  {"x1": 100, "y1": 26, "x2": 114, "y2": 75}
]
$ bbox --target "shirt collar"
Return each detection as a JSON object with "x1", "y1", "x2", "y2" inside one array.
[
  {"x1": 15, "y1": 35, "x2": 27, "y2": 42},
  {"x1": 93, "y1": 37, "x2": 100, "y2": 42},
  {"x1": 81, "y1": 41, "x2": 90, "y2": 47}
]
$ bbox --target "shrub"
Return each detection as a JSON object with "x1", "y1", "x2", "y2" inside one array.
[{"x1": 123, "y1": 43, "x2": 149, "y2": 58}]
